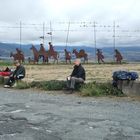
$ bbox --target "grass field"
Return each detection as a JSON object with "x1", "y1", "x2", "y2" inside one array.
[
  {"x1": 1, "y1": 62, "x2": 140, "y2": 96},
  {"x1": 22, "y1": 63, "x2": 140, "y2": 83}
]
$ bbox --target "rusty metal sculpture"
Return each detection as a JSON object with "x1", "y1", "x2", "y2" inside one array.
[
  {"x1": 64, "y1": 49, "x2": 71, "y2": 64},
  {"x1": 38, "y1": 44, "x2": 49, "y2": 63},
  {"x1": 30, "y1": 45, "x2": 39, "y2": 64},
  {"x1": 114, "y1": 49, "x2": 123, "y2": 64},
  {"x1": 30, "y1": 44, "x2": 48, "y2": 64},
  {"x1": 10, "y1": 48, "x2": 25, "y2": 63},
  {"x1": 96, "y1": 49, "x2": 104, "y2": 64},
  {"x1": 47, "y1": 42, "x2": 59, "y2": 63},
  {"x1": 73, "y1": 49, "x2": 88, "y2": 63}
]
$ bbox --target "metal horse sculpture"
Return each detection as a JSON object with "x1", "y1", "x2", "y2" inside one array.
[
  {"x1": 64, "y1": 49, "x2": 71, "y2": 64},
  {"x1": 30, "y1": 44, "x2": 48, "y2": 64},
  {"x1": 30, "y1": 45, "x2": 39, "y2": 64},
  {"x1": 10, "y1": 48, "x2": 25, "y2": 63},
  {"x1": 38, "y1": 44, "x2": 49, "y2": 63},
  {"x1": 96, "y1": 49, "x2": 104, "y2": 64},
  {"x1": 47, "y1": 42, "x2": 59, "y2": 63},
  {"x1": 73, "y1": 49, "x2": 88, "y2": 63},
  {"x1": 114, "y1": 49, "x2": 123, "y2": 64}
]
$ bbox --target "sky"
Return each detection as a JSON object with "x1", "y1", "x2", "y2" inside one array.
[{"x1": 0, "y1": 0, "x2": 140, "y2": 47}]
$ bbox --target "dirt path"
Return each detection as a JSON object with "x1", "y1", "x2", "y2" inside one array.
[{"x1": 0, "y1": 87, "x2": 140, "y2": 140}]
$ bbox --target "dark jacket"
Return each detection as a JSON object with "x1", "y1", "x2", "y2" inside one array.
[
  {"x1": 13, "y1": 65, "x2": 25, "y2": 78},
  {"x1": 71, "y1": 64, "x2": 85, "y2": 80}
]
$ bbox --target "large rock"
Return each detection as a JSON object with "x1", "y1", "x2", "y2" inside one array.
[
  {"x1": 0, "y1": 76, "x2": 4, "y2": 84},
  {"x1": 3, "y1": 77, "x2": 9, "y2": 85},
  {"x1": 117, "y1": 80, "x2": 140, "y2": 96}
]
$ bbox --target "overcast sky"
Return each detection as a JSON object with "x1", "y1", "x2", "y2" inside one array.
[{"x1": 0, "y1": 0, "x2": 140, "y2": 47}]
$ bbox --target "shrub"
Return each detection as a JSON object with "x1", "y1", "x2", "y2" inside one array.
[
  {"x1": 14, "y1": 79, "x2": 123, "y2": 97},
  {"x1": 30, "y1": 80, "x2": 66, "y2": 90},
  {"x1": 80, "y1": 82, "x2": 123, "y2": 97}
]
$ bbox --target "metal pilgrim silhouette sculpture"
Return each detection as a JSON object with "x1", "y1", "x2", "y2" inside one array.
[
  {"x1": 64, "y1": 49, "x2": 71, "y2": 64},
  {"x1": 38, "y1": 44, "x2": 49, "y2": 63},
  {"x1": 73, "y1": 49, "x2": 88, "y2": 63},
  {"x1": 114, "y1": 49, "x2": 123, "y2": 64},
  {"x1": 30, "y1": 45, "x2": 39, "y2": 64},
  {"x1": 30, "y1": 42, "x2": 59, "y2": 64},
  {"x1": 96, "y1": 49, "x2": 104, "y2": 64},
  {"x1": 47, "y1": 42, "x2": 59, "y2": 64},
  {"x1": 10, "y1": 48, "x2": 25, "y2": 63}
]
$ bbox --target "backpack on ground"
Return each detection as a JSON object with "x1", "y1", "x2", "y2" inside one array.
[{"x1": 113, "y1": 71, "x2": 139, "y2": 81}]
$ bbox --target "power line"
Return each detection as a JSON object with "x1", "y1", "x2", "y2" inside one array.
[
  {"x1": 0, "y1": 23, "x2": 140, "y2": 33},
  {"x1": 0, "y1": 21, "x2": 140, "y2": 45}
]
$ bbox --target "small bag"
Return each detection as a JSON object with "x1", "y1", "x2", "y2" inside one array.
[{"x1": 113, "y1": 71, "x2": 138, "y2": 81}]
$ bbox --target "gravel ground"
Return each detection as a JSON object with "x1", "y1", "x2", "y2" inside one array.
[{"x1": 0, "y1": 87, "x2": 140, "y2": 140}]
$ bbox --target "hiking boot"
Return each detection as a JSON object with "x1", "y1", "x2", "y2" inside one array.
[
  {"x1": 4, "y1": 85, "x2": 10, "y2": 88},
  {"x1": 68, "y1": 88, "x2": 74, "y2": 94},
  {"x1": 63, "y1": 87, "x2": 70, "y2": 91}
]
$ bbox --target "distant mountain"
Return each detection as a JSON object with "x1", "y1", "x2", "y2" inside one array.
[
  {"x1": 0, "y1": 42, "x2": 140, "y2": 62},
  {"x1": 0, "y1": 43, "x2": 31, "y2": 57}
]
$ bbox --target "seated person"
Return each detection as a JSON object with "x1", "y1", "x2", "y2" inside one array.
[
  {"x1": 66, "y1": 59, "x2": 85, "y2": 92},
  {"x1": 4, "y1": 60, "x2": 25, "y2": 88}
]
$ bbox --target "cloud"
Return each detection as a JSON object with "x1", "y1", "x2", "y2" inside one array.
[{"x1": 0, "y1": 0, "x2": 140, "y2": 47}]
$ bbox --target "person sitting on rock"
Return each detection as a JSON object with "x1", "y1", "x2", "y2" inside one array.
[
  {"x1": 4, "y1": 60, "x2": 25, "y2": 88},
  {"x1": 66, "y1": 59, "x2": 85, "y2": 93}
]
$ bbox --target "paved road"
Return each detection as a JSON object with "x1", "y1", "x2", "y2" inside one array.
[{"x1": 0, "y1": 87, "x2": 140, "y2": 140}]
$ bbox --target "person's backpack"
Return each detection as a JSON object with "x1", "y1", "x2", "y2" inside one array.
[
  {"x1": 113, "y1": 71, "x2": 139, "y2": 81},
  {"x1": 128, "y1": 72, "x2": 139, "y2": 80}
]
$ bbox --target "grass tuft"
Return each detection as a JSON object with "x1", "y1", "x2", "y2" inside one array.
[
  {"x1": 80, "y1": 82, "x2": 124, "y2": 97},
  {"x1": 12, "y1": 79, "x2": 124, "y2": 97},
  {"x1": 30, "y1": 80, "x2": 66, "y2": 90}
]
